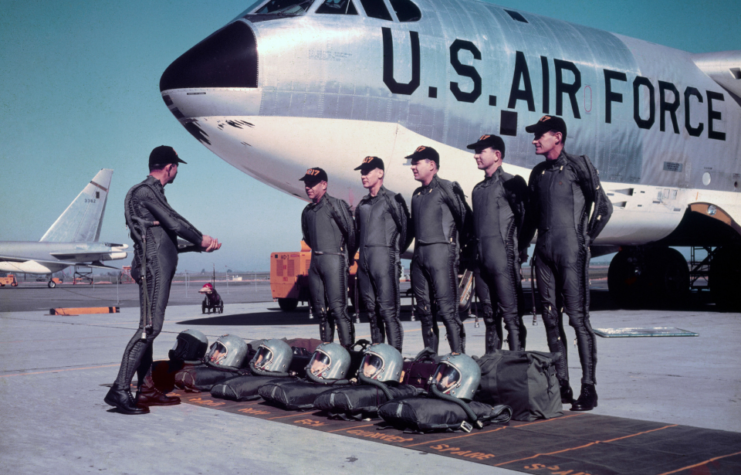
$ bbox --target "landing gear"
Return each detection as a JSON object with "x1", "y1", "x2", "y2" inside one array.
[
  {"x1": 709, "y1": 244, "x2": 741, "y2": 311},
  {"x1": 608, "y1": 247, "x2": 689, "y2": 308},
  {"x1": 48, "y1": 280, "x2": 56, "y2": 289},
  {"x1": 278, "y1": 298, "x2": 298, "y2": 312}
]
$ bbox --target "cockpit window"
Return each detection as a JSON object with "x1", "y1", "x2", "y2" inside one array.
[
  {"x1": 359, "y1": 0, "x2": 392, "y2": 21},
  {"x1": 233, "y1": 0, "x2": 269, "y2": 19},
  {"x1": 250, "y1": 0, "x2": 314, "y2": 16},
  {"x1": 389, "y1": 0, "x2": 420, "y2": 22},
  {"x1": 316, "y1": 0, "x2": 358, "y2": 15}
]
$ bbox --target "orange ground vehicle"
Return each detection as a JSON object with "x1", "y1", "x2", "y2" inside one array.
[
  {"x1": 0, "y1": 274, "x2": 18, "y2": 287},
  {"x1": 270, "y1": 241, "x2": 358, "y2": 311}
]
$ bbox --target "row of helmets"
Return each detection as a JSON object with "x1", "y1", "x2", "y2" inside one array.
[{"x1": 169, "y1": 329, "x2": 481, "y2": 400}]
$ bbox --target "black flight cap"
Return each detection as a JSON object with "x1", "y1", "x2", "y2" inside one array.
[
  {"x1": 299, "y1": 167, "x2": 328, "y2": 185},
  {"x1": 149, "y1": 145, "x2": 187, "y2": 167},
  {"x1": 405, "y1": 146, "x2": 440, "y2": 168},
  {"x1": 466, "y1": 134, "x2": 505, "y2": 158},
  {"x1": 354, "y1": 156, "x2": 385, "y2": 171},
  {"x1": 525, "y1": 115, "x2": 567, "y2": 139}
]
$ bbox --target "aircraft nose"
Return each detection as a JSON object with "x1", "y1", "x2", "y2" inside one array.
[{"x1": 160, "y1": 21, "x2": 258, "y2": 91}]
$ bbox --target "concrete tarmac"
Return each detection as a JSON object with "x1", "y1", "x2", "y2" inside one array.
[{"x1": 1, "y1": 290, "x2": 739, "y2": 474}]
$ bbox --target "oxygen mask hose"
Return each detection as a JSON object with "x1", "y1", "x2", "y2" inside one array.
[
  {"x1": 306, "y1": 369, "x2": 350, "y2": 386},
  {"x1": 430, "y1": 384, "x2": 483, "y2": 429},
  {"x1": 530, "y1": 256, "x2": 538, "y2": 326},
  {"x1": 250, "y1": 361, "x2": 290, "y2": 378},
  {"x1": 358, "y1": 373, "x2": 393, "y2": 401}
]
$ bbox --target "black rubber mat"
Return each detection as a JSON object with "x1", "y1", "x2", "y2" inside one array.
[{"x1": 177, "y1": 390, "x2": 741, "y2": 474}]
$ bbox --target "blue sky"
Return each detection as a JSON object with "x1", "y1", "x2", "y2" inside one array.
[{"x1": 1, "y1": 0, "x2": 738, "y2": 272}]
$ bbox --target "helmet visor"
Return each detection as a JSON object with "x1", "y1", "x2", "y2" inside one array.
[
  {"x1": 361, "y1": 353, "x2": 384, "y2": 379},
  {"x1": 207, "y1": 342, "x2": 229, "y2": 366},
  {"x1": 253, "y1": 346, "x2": 274, "y2": 369},
  {"x1": 432, "y1": 363, "x2": 461, "y2": 393},
  {"x1": 308, "y1": 351, "x2": 331, "y2": 376}
]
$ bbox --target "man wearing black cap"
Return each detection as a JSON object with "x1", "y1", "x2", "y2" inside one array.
[
  {"x1": 300, "y1": 167, "x2": 357, "y2": 347},
  {"x1": 467, "y1": 134, "x2": 529, "y2": 353},
  {"x1": 521, "y1": 116, "x2": 613, "y2": 411},
  {"x1": 105, "y1": 146, "x2": 221, "y2": 415},
  {"x1": 407, "y1": 146, "x2": 472, "y2": 354},
  {"x1": 354, "y1": 156, "x2": 410, "y2": 352}
]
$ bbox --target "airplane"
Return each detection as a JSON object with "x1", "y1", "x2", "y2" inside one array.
[
  {"x1": 0, "y1": 169, "x2": 128, "y2": 288},
  {"x1": 158, "y1": 0, "x2": 740, "y2": 308}
]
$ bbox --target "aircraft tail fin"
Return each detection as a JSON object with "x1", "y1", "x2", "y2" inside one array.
[
  {"x1": 692, "y1": 50, "x2": 741, "y2": 104},
  {"x1": 40, "y1": 169, "x2": 114, "y2": 243}
]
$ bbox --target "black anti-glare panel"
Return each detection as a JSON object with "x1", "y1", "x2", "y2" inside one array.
[{"x1": 160, "y1": 22, "x2": 258, "y2": 91}]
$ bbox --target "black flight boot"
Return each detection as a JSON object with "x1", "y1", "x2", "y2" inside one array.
[
  {"x1": 137, "y1": 388, "x2": 181, "y2": 407},
  {"x1": 104, "y1": 384, "x2": 150, "y2": 415},
  {"x1": 570, "y1": 384, "x2": 598, "y2": 411},
  {"x1": 558, "y1": 379, "x2": 574, "y2": 404}
]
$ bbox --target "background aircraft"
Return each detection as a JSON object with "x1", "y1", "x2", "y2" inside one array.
[
  {"x1": 0, "y1": 169, "x2": 128, "y2": 287},
  {"x1": 158, "y1": 0, "x2": 740, "y2": 308}
]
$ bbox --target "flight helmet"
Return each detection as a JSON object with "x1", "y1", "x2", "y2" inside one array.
[
  {"x1": 205, "y1": 334, "x2": 248, "y2": 370},
  {"x1": 431, "y1": 353, "x2": 481, "y2": 400},
  {"x1": 251, "y1": 339, "x2": 293, "y2": 374},
  {"x1": 360, "y1": 343, "x2": 403, "y2": 382},
  {"x1": 169, "y1": 329, "x2": 208, "y2": 363},
  {"x1": 306, "y1": 343, "x2": 350, "y2": 383}
]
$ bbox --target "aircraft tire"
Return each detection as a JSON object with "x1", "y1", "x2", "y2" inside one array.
[
  {"x1": 709, "y1": 244, "x2": 741, "y2": 311},
  {"x1": 48, "y1": 281, "x2": 56, "y2": 289},
  {"x1": 645, "y1": 247, "x2": 689, "y2": 307},
  {"x1": 278, "y1": 298, "x2": 298, "y2": 312},
  {"x1": 607, "y1": 250, "x2": 642, "y2": 308}
]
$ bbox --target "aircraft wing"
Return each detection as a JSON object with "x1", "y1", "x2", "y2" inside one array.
[{"x1": 50, "y1": 251, "x2": 127, "y2": 262}]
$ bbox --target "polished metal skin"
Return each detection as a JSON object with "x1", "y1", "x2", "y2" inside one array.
[{"x1": 160, "y1": 0, "x2": 741, "y2": 251}]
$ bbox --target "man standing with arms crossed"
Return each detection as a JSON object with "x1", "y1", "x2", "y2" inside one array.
[
  {"x1": 300, "y1": 167, "x2": 356, "y2": 348},
  {"x1": 467, "y1": 134, "x2": 529, "y2": 353},
  {"x1": 105, "y1": 146, "x2": 221, "y2": 415},
  {"x1": 522, "y1": 116, "x2": 613, "y2": 411},
  {"x1": 354, "y1": 156, "x2": 410, "y2": 352},
  {"x1": 408, "y1": 146, "x2": 472, "y2": 355}
]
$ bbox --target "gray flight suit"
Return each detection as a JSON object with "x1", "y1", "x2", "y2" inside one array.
[
  {"x1": 523, "y1": 151, "x2": 613, "y2": 385},
  {"x1": 115, "y1": 176, "x2": 203, "y2": 391},
  {"x1": 301, "y1": 194, "x2": 357, "y2": 347},
  {"x1": 410, "y1": 175, "x2": 471, "y2": 354},
  {"x1": 472, "y1": 167, "x2": 529, "y2": 353},
  {"x1": 355, "y1": 186, "x2": 410, "y2": 352}
]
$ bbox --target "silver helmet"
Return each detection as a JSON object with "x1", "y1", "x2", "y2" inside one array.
[
  {"x1": 360, "y1": 343, "x2": 403, "y2": 382},
  {"x1": 169, "y1": 329, "x2": 208, "y2": 363},
  {"x1": 205, "y1": 334, "x2": 248, "y2": 370},
  {"x1": 432, "y1": 353, "x2": 481, "y2": 400},
  {"x1": 306, "y1": 343, "x2": 350, "y2": 382},
  {"x1": 251, "y1": 339, "x2": 293, "y2": 374}
]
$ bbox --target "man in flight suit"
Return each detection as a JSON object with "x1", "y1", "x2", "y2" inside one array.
[
  {"x1": 354, "y1": 156, "x2": 410, "y2": 352},
  {"x1": 522, "y1": 116, "x2": 613, "y2": 411},
  {"x1": 408, "y1": 146, "x2": 472, "y2": 354},
  {"x1": 105, "y1": 146, "x2": 221, "y2": 415},
  {"x1": 300, "y1": 167, "x2": 356, "y2": 348},
  {"x1": 467, "y1": 134, "x2": 529, "y2": 353}
]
